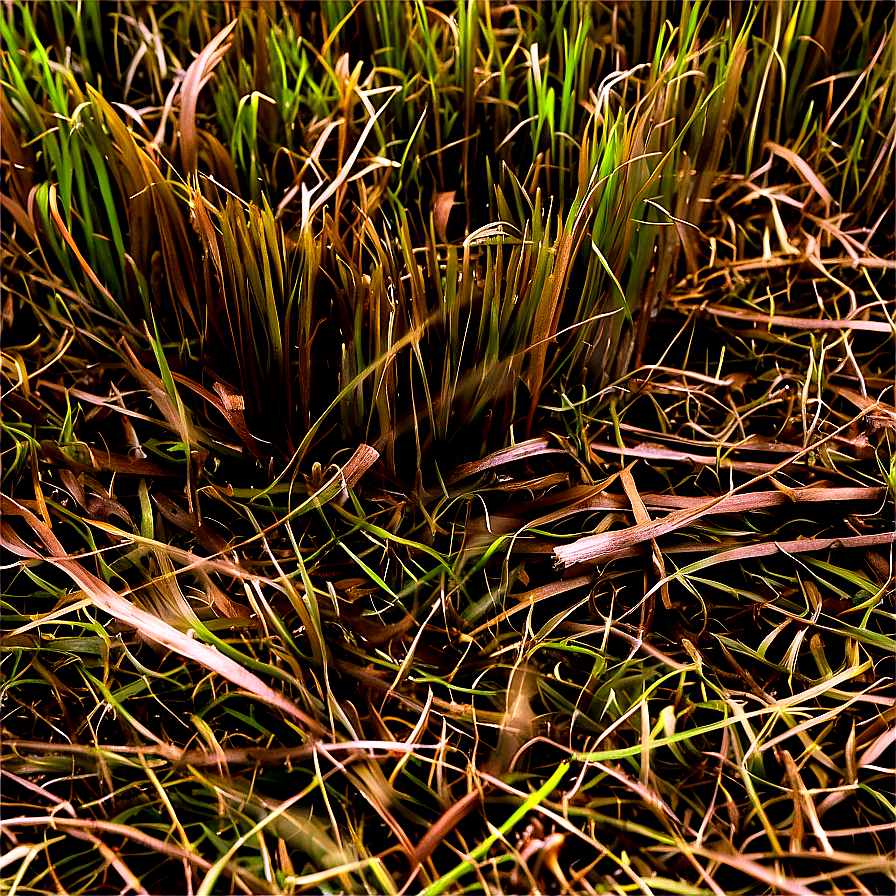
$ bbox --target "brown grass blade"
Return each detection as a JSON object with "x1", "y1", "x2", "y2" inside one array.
[
  {"x1": 620, "y1": 464, "x2": 670, "y2": 614},
  {"x1": 0, "y1": 193, "x2": 39, "y2": 245},
  {"x1": 337, "y1": 444, "x2": 381, "y2": 490},
  {"x1": 0, "y1": 100, "x2": 35, "y2": 205},
  {"x1": 39, "y1": 439, "x2": 181, "y2": 477},
  {"x1": 211, "y1": 379, "x2": 267, "y2": 458},
  {"x1": 179, "y1": 18, "x2": 238, "y2": 180},
  {"x1": 449, "y1": 437, "x2": 561, "y2": 481},
  {"x1": 302, "y1": 87, "x2": 399, "y2": 231},
  {"x1": 1, "y1": 495, "x2": 326, "y2": 735},
  {"x1": 684, "y1": 303, "x2": 893, "y2": 333},
  {"x1": 765, "y1": 141, "x2": 833, "y2": 215},
  {"x1": 643, "y1": 486, "x2": 888, "y2": 513},
  {"x1": 589, "y1": 440, "x2": 803, "y2": 475},
  {"x1": 412, "y1": 790, "x2": 483, "y2": 867},
  {"x1": 433, "y1": 190, "x2": 456, "y2": 243}
]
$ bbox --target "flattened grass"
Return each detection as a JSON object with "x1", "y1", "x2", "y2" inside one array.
[{"x1": 2, "y1": 2, "x2": 893, "y2": 893}]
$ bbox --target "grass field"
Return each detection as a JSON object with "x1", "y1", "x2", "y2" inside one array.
[{"x1": 1, "y1": 2, "x2": 894, "y2": 893}]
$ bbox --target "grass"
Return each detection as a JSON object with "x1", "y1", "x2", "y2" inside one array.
[{"x1": 1, "y1": 1, "x2": 894, "y2": 893}]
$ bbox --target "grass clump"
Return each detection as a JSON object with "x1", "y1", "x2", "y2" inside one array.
[{"x1": 2, "y1": 2, "x2": 893, "y2": 894}]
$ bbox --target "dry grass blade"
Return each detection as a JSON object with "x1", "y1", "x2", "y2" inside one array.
[
  {"x1": 765, "y1": 141, "x2": 834, "y2": 215},
  {"x1": 685, "y1": 303, "x2": 894, "y2": 333},
  {"x1": 620, "y1": 463, "x2": 670, "y2": 616},
  {"x1": 210, "y1": 379, "x2": 266, "y2": 458},
  {"x1": 449, "y1": 437, "x2": 560, "y2": 481},
  {"x1": 179, "y1": 18, "x2": 239, "y2": 180},
  {"x1": 412, "y1": 790, "x2": 483, "y2": 867},
  {"x1": 641, "y1": 486, "x2": 887, "y2": 513},
  {"x1": 301, "y1": 87, "x2": 400, "y2": 231},
  {"x1": 1, "y1": 496, "x2": 326, "y2": 735}
]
